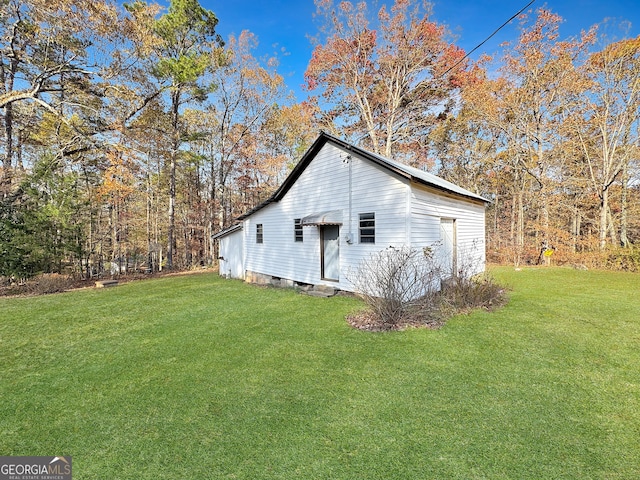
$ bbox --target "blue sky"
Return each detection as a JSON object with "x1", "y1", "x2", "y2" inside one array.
[{"x1": 195, "y1": 0, "x2": 639, "y2": 101}]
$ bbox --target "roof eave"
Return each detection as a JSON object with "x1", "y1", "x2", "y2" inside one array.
[
  {"x1": 411, "y1": 177, "x2": 490, "y2": 205},
  {"x1": 211, "y1": 223, "x2": 243, "y2": 240}
]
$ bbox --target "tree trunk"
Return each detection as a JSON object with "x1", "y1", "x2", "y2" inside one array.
[
  {"x1": 109, "y1": 203, "x2": 117, "y2": 273},
  {"x1": 571, "y1": 204, "x2": 582, "y2": 253},
  {"x1": 209, "y1": 145, "x2": 217, "y2": 265},
  {"x1": 517, "y1": 190, "x2": 524, "y2": 258},
  {"x1": 1, "y1": 57, "x2": 17, "y2": 197},
  {"x1": 620, "y1": 161, "x2": 629, "y2": 248},
  {"x1": 167, "y1": 89, "x2": 181, "y2": 270},
  {"x1": 493, "y1": 191, "x2": 499, "y2": 243},
  {"x1": 599, "y1": 188, "x2": 608, "y2": 250},
  {"x1": 510, "y1": 192, "x2": 516, "y2": 249},
  {"x1": 146, "y1": 157, "x2": 153, "y2": 272},
  {"x1": 607, "y1": 205, "x2": 618, "y2": 246},
  {"x1": 537, "y1": 142, "x2": 550, "y2": 248},
  {"x1": 510, "y1": 188, "x2": 525, "y2": 267},
  {"x1": 3, "y1": 103, "x2": 13, "y2": 170}
]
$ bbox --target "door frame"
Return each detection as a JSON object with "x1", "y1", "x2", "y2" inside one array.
[
  {"x1": 440, "y1": 218, "x2": 457, "y2": 277},
  {"x1": 320, "y1": 225, "x2": 340, "y2": 281}
]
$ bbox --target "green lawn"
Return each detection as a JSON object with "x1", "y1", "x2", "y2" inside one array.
[{"x1": 1, "y1": 268, "x2": 639, "y2": 479}]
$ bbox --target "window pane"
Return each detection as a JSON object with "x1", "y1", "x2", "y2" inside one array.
[
  {"x1": 359, "y1": 213, "x2": 375, "y2": 244},
  {"x1": 294, "y1": 219, "x2": 303, "y2": 242}
]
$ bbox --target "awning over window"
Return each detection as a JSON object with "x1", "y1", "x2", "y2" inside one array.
[{"x1": 301, "y1": 210, "x2": 343, "y2": 226}]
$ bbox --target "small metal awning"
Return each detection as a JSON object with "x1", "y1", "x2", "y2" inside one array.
[{"x1": 301, "y1": 210, "x2": 343, "y2": 226}]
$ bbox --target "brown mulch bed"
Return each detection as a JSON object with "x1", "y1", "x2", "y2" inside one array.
[{"x1": 346, "y1": 309, "x2": 445, "y2": 332}]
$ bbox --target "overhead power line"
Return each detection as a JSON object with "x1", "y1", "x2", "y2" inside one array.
[
  {"x1": 441, "y1": 0, "x2": 537, "y2": 78},
  {"x1": 354, "y1": 0, "x2": 537, "y2": 147}
]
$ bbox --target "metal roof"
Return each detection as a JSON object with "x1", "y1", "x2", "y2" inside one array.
[
  {"x1": 211, "y1": 223, "x2": 242, "y2": 240},
  {"x1": 269, "y1": 132, "x2": 489, "y2": 204}
]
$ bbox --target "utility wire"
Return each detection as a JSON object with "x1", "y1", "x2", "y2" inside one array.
[
  {"x1": 354, "y1": 0, "x2": 537, "y2": 146},
  {"x1": 440, "y1": 0, "x2": 537, "y2": 78}
]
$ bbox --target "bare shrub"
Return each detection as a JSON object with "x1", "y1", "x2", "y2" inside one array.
[
  {"x1": 604, "y1": 248, "x2": 640, "y2": 272},
  {"x1": 347, "y1": 246, "x2": 443, "y2": 328},
  {"x1": 24, "y1": 273, "x2": 76, "y2": 295},
  {"x1": 347, "y1": 244, "x2": 507, "y2": 331}
]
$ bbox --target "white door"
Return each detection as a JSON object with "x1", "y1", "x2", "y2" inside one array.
[
  {"x1": 440, "y1": 218, "x2": 456, "y2": 277},
  {"x1": 321, "y1": 225, "x2": 340, "y2": 281}
]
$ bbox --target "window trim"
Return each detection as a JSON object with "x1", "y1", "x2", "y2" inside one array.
[
  {"x1": 359, "y1": 212, "x2": 375, "y2": 244},
  {"x1": 256, "y1": 223, "x2": 263, "y2": 244}
]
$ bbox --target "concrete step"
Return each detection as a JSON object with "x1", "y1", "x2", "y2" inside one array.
[
  {"x1": 306, "y1": 285, "x2": 337, "y2": 297},
  {"x1": 306, "y1": 290, "x2": 333, "y2": 298}
]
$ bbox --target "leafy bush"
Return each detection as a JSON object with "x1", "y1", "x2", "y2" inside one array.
[{"x1": 438, "y1": 273, "x2": 508, "y2": 315}]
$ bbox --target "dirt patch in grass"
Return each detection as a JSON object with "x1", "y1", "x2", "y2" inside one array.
[{"x1": 346, "y1": 309, "x2": 446, "y2": 331}]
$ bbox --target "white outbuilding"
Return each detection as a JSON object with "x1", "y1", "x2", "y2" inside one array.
[{"x1": 213, "y1": 132, "x2": 489, "y2": 292}]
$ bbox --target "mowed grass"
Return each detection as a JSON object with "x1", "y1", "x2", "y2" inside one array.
[{"x1": 1, "y1": 268, "x2": 639, "y2": 479}]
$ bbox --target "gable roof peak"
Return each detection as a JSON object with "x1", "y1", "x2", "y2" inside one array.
[
  {"x1": 236, "y1": 132, "x2": 488, "y2": 222},
  {"x1": 295, "y1": 132, "x2": 489, "y2": 204}
]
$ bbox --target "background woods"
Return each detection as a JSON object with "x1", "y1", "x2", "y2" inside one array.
[
  {"x1": 441, "y1": 11, "x2": 640, "y2": 268},
  {"x1": 0, "y1": 0, "x2": 316, "y2": 277},
  {"x1": 1, "y1": 0, "x2": 639, "y2": 279}
]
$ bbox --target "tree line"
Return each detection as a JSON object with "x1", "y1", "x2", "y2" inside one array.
[
  {"x1": 1, "y1": 0, "x2": 316, "y2": 278},
  {"x1": 1, "y1": 0, "x2": 638, "y2": 279},
  {"x1": 433, "y1": 10, "x2": 640, "y2": 267},
  {"x1": 306, "y1": 1, "x2": 639, "y2": 268}
]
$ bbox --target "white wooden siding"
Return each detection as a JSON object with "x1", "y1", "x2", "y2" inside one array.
[
  {"x1": 410, "y1": 185, "x2": 486, "y2": 277},
  {"x1": 218, "y1": 228, "x2": 244, "y2": 278},
  {"x1": 237, "y1": 141, "x2": 486, "y2": 291},
  {"x1": 243, "y1": 142, "x2": 410, "y2": 290}
]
